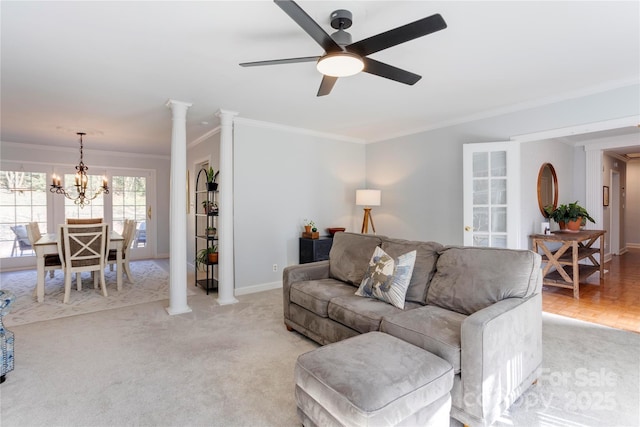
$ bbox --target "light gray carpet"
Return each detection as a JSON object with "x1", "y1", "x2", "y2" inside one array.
[
  {"x1": 0, "y1": 287, "x2": 638, "y2": 427},
  {"x1": 1, "y1": 260, "x2": 193, "y2": 327}
]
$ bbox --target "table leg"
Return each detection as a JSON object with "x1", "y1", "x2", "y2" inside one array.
[
  {"x1": 35, "y1": 247, "x2": 45, "y2": 302},
  {"x1": 572, "y1": 241, "x2": 579, "y2": 299},
  {"x1": 116, "y1": 241, "x2": 123, "y2": 292}
]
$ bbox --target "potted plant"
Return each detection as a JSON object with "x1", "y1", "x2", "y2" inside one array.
[
  {"x1": 202, "y1": 200, "x2": 218, "y2": 214},
  {"x1": 544, "y1": 201, "x2": 595, "y2": 232},
  {"x1": 303, "y1": 219, "x2": 316, "y2": 233},
  {"x1": 206, "y1": 167, "x2": 219, "y2": 191},
  {"x1": 195, "y1": 245, "x2": 218, "y2": 270},
  {"x1": 206, "y1": 226, "x2": 217, "y2": 237}
]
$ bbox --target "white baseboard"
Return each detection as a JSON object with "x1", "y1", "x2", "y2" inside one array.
[
  {"x1": 234, "y1": 280, "x2": 282, "y2": 296},
  {"x1": 627, "y1": 243, "x2": 640, "y2": 249}
]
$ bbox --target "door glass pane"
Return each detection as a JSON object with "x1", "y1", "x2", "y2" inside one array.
[
  {"x1": 491, "y1": 179, "x2": 507, "y2": 204},
  {"x1": 112, "y1": 175, "x2": 147, "y2": 247},
  {"x1": 491, "y1": 207, "x2": 507, "y2": 232},
  {"x1": 473, "y1": 207, "x2": 489, "y2": 232},
  {"x1": 473, "y1": 235, "x2": 490, "y2": 247},
  {"x1": 490, "y1": 151, "x2": 507, "y2": 176},
  {"x1": 473, "y1": 179, "x2": 488, "y2": 204},
  {"x1": 0, "y1": 170, "x2": 47, "y2": 258},
  {"x1": 491, "y1": 235, "x2": 507, "y2": 248},
  {"x1": 473, "y1": 152, "x2": 488, "y2": 177}
]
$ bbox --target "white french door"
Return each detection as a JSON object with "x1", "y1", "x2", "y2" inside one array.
[
  {"x1": 107, "y1": 169, "x2": 155, "y2": 260},
  {"x1": 463, "y1": 142, "x2": 520, "y2": 249}
]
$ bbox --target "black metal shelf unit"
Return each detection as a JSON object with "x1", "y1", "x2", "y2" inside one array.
[{"x1": 195, "y1": 168, "x2": 218, "y2": 294}]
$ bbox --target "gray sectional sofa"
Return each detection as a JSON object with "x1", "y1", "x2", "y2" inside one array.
[{"x1": 283, "y1": 232, "x2": 543, "y2": 427}]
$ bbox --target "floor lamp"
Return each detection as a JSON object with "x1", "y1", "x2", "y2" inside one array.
[{"x1": 356, "y1": 189, "x2": 381, "y2": 234}]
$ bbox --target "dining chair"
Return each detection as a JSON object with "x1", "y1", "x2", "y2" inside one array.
[
  {"x1": 134, "y1": 220, "x2": 146, "y2": 247},
  {"x1": 107, "y1": 219, "x2": 136, "y2": 282},
  {"x1": 26, "y1": 222, "x2": 61, "y2": 280},
  {"x1": 66, "y1": 218, "x2": 103, "y2": 224},
  {"x1": 57, "y1": 223, "x2": 110, "y2": 304},
  {"x1": 9, "y1": 225, "x2": 33, "y2": 256}
]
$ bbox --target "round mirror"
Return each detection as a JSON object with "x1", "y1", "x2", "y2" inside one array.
[{"x1": 537, "y1": 163, "x2": 558, "y2": 217}]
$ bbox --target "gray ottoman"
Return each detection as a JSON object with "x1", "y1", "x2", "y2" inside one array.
[{"x1": 295, "y1": 331, "x2": 453, "y2": 427}]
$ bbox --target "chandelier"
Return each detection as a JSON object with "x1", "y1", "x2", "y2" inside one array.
[{"x1": 50, "y1": 132, "x2": 109, "y2": 208}]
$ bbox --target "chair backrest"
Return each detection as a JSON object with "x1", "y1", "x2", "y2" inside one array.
[
  {"x1": 10, "y1": 225, "x2": 32, "y2": 249},
  {"x1": 122, "y1": 219, "x2": 136, "y2": 254},
  {"x1": 66, "y1": 218, "x2": 103, "y2": 224},
  {"x1": 58, "y1": 223, "x2": 109, "y2": 271},
  {"x1": 26, "y1": 222, "x2": 42, "y2": 246}
]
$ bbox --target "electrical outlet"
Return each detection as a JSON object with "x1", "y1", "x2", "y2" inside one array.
[{"x1": 273, "y1": 264, "x2": 278, "y2": 272}]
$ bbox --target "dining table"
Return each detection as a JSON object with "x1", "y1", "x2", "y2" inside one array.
[{"x1": 33, "y1": 231, "x2": 124, "y2": 303}]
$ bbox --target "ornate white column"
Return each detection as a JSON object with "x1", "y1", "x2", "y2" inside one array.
[
  {"x1": 166, "y1": 99, "x2": 193, "y2": 315},
  {"x1": 585, "y1": 147, "x2": 603, "y2": 230},
  {"x1": 216, "y1": 109, "x2": 239, "y2": 305}
]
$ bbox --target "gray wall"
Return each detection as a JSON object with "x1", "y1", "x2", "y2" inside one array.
[
  {"x1": 233, "y1": 121, "x2": 365, "y2": 291},
  {"x1": 365, "y1": 83, "x2": 639, "y2": 248}
]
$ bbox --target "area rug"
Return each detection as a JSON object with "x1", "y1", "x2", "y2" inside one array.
[{"x1": 0, "y1": 260, "x2": 194, "y2": 327}]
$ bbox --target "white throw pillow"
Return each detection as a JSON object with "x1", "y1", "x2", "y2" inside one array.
[{"x1": 355, "y1": 246, "x2": 416, "y2": 309}]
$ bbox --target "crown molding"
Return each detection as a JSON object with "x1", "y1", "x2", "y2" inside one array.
[
  {"x1": 511, "y1": 116, "x2": 640, "y2": 144},
  {"x1": 0, "y1": 140, "x2": 170, "y2": 160},
  {"x1": 369, "y1": 77, "x2": 640, "y2": 144},
  {"x1": 234, "y1": 117, "x2": 365, "y2": 144},
  {"x1": 189, "y1": 126, "x2": 221, "y2": 148}
]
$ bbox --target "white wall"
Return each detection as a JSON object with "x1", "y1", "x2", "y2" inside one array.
[
  {"x1": 186, "y1": 131, "x2": 221, "y2": 268},
  {"x1": 232, "y1": 120, "x2": 365, "y2": 291}
]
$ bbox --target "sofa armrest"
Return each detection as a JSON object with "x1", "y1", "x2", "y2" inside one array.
[
  {"x1": 282, "y1": 261, "x2": 330, "y2": 320},
  {"x1": 460, "y1": 293, "x2": 542, "y2": 424}
]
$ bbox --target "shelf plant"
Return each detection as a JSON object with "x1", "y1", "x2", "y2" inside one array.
[
  {"x1": 206, "y1": 167, "x2": 219, "y2": 191},
  {"x1": 195, "y1": 245, "x2": 218, "y2": 270}
]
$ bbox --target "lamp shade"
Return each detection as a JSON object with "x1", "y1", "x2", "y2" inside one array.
[{"x1": 356, "y1": 189, "x2": 381, "y2": 207}]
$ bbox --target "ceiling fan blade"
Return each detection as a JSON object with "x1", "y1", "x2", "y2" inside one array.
[
  {"x1": 274, "y1": 0, "x2": 342, "y2": 53},
  {"x1": 240, "y1": 56, "x2": 320, "y2": 67},
  {"x1": 317, "y1": 75, "x2": 338, "y2": 96},
  {"x1": 347, "y1": 14, "x2": 447, "y2": 56},
  {"x1": 362, "y1": 58, "x2": 421, "y2": 85}
]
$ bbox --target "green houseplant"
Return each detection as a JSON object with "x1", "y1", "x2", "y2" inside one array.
[
  {"x1": 206, "y1": 167, "x2": 219, "y2": 191},
  {"x1": 544, "y1": 201, "x2": 594, "y2": 231},
  {"x1": 195, "y1": 245, "x2": 218, "y2": 270}
]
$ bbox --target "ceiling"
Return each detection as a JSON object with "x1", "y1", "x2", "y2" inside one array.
[{"x1": 1, "y1": 1, "x2": 639, "y2": 156}]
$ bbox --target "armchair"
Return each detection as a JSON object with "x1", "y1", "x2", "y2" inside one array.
[{"x1": 0, "y1": 290, "x2": 15, "y2": 383}]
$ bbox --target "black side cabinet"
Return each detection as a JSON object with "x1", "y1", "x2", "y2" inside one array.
[{"x1": 299, "y1": 237, "x2": 333, "y2": 264}]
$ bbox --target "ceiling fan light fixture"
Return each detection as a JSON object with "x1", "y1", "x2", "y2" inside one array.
[{"x1": 316, "y1": 52, "x2": 364, "y2": 77}]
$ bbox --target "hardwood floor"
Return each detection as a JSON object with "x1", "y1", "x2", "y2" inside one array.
[{"x1": 542, "y1": 248, "x2": 640, "y2": 333}]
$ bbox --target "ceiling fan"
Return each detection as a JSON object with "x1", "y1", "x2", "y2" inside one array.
[{"x1": 239, "y1": 0, "x2": 447, "y2": 97}]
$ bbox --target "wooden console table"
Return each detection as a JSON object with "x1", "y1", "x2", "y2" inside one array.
[{"x1": 530, "y1": 229, "x2": 605, "y2": 299}]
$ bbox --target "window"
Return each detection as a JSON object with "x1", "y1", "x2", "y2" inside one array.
[{"x1": 0, "y1": 170, "x2": 48, "y2": 257}]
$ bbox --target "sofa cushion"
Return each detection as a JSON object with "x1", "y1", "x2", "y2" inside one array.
[
  {"x1": 290, "y1": 279, "x2": 356, "y2": 317},
  {"x1": 427, "y1": 246, "x2": 542, "y2": 315},
  {"x1": 381, "y1": 305, "x2": 467, "y2": 374},
  {"x1": 328, "y1": 295, "x2": 422, "y2": 334},
  {"x1": 355, "y1": 247, "x2": 416, "y2": 309},
  {"x1": 381, "y1": 238, "x2": 443, "y2": 304},
  {"x1": 329, "y1": 232, "x2": 382, "y2": 286}
]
